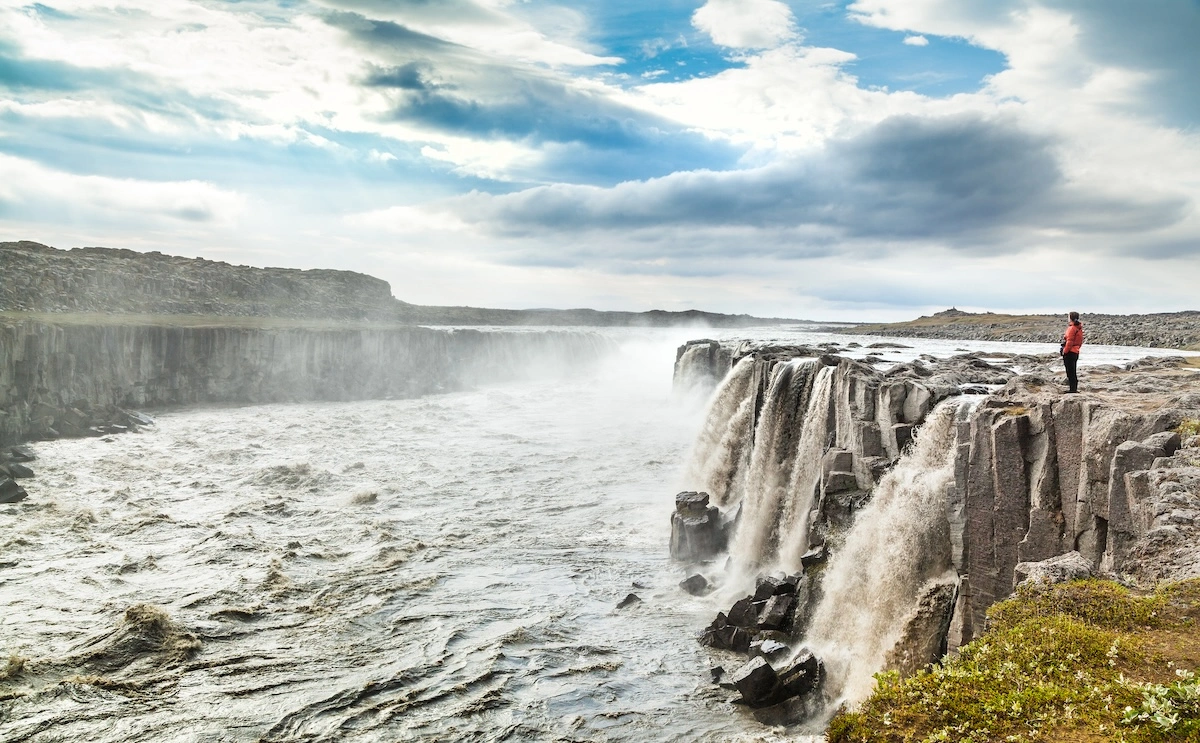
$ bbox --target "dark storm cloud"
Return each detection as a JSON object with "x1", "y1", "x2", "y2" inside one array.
[{"x1": 455, "y1": 113, "x2": 1190, "y2": 252}]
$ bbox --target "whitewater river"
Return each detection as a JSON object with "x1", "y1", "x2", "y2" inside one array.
[{"x1": 1, "y1": 328, "x2": 1191, "y2": 742}]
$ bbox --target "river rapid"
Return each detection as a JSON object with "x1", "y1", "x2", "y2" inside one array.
[{"x1": 1, "y1": 328, "x2": 1191, "y2": 743}]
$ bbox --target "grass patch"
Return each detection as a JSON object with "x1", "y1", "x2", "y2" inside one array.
[
  {"x1": 1177, "y1": 419, "x2": 1200, "y2": 439},
  {"x1": 827, "y1": 579, "x2": 1200, "y2": 743}
]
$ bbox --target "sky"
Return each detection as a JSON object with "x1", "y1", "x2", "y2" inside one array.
[{"x1": 0, "y1": 0, "x2": 1198, "y2": 321}]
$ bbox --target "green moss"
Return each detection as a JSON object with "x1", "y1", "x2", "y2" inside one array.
[{"x1": 827, "y1": 579, "x2": 1200, "y2": 743}]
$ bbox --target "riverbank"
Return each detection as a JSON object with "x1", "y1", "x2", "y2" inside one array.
[{"x1": 847, "y1": 308, "x2": 1200, "y2": 350}]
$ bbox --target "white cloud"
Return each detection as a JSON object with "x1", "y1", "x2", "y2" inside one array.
[
  {"x1": 0, "y1": 153, "x2": 246, "y2": 226},
  {"x1": 903, "y1": 35, "x2": 929, "y2": 46},
  {"x1": 692, "y1": 0, "x2": 800, "y2": 50}
]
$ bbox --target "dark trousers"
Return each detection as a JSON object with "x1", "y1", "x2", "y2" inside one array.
[{"x1": 1063, "y1": 352, "x2": 1079, "y2": 392}]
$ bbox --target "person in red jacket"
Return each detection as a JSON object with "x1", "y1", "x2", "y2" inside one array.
[{"x1": 1060, "y1": 311, "x2": 1084, "y2": 393}]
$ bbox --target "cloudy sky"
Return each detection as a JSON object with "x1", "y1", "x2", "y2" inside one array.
[{"x1": 1, "y1": 0, "x2": 1197, "y2": 320}]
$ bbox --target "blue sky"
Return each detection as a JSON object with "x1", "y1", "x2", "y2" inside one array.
[{"x1": 0, "y1": 0, "x2": 1198, "y2": 321}]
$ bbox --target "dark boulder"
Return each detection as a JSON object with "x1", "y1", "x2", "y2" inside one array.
[
  {"x1": 730, "y1": 657, "x2": 779, "y2": 707},
  {"x1": 727, "y1": 596, "x2": 759, "y2": 628},
  {"x1": 616, "y1": 593, "x2": 641, "y2": 609},
  {"x1": 749, "y1": 638, "x2": 791, "y2": 662},
  {"x1": 679, "y1": 573, "x2": 711, "y2": 596},
  {"x1": 0, "y1": 478, "x2": 28, "y2": 504},
  {"x1": 7, "y1": 446, "x2": 35, "y2": 462},
  {"x1": 756, "y1": 594, "x2": 793, "y2": 631},
  {"x1": 777, "y1": 647, "x2": 823, "y2": 697},
  {"x1": 6, "y1": 463, "x2": 34, "y2": 479}
]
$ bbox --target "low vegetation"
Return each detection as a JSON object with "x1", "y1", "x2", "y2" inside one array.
[{"x1": 827, "y1": 579, "x2": 1200, "y2": 743}]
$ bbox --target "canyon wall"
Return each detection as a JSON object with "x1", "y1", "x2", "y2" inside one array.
[
  {"x1": 0, "y1": 321, "x2": 613, "y2": 447},
  {"x1": 676, "y1": 340, "x2": 1200, "y2": 669}
]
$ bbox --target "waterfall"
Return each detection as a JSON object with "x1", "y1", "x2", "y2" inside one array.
[
  {"x1": 776, "y1": 365, "x2": 836, "y2": 573},
  {"x1": 727, "y1": 361, "x2": 835, "y2": 572},
  {"x1": 801, "y1": 399, "x2": 970, "y2": 707},
  {"x1": 682, "y1": 356, "x2": 758, "y2": 507}
]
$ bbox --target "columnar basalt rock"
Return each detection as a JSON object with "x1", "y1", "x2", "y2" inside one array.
[
  {"x1": 678, "y1": 342, "x2": 1200, "y2": 682},
  {"x1": 0, "y1": 321, "x2": 614, "y2": 448}
]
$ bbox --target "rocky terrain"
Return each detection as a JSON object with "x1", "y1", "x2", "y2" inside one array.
[
  {"x1": 669, "y1": 339, "x2": 1200, "y2": 721},
  {"x1": 848, "y1": 307, "x2": 1200, "y2": 350},
  {"x1": 1, "y1": 241, "x2": 802, "y2": 327}
]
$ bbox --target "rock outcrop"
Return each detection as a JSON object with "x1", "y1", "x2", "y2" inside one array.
[
  {"x1": 1, "y1": 241, "x2": 397, "y2": 320},
  {"x1": 849, "y1": 308, "x2": 1200, "y2": 350},
  {"x1": 0, "y1": 320, "x2": 614, "y2": 448},
  {"x1": 677, "y1": 341, "x2": 1200, "y2": 691},
  {"x1": 1, "y1": 241, "x2": 805, "y2": 328}
]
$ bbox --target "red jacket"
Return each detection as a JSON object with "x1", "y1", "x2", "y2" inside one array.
[{"x1": 1063, "y1": 322, "x2": 1084, "y2": 354}]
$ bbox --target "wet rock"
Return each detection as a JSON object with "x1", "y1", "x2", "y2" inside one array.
[
  {"x1": 1014, "y1": 551, "x2": 1095, "y2": 588},
  {"x1": 886, "y1": 580, "x2": 959, "y2": 677},
  {"x1": 730, "y1": 656, "x2": 779, "y2": 707},
  {"x1": 756, "y1": 594, "x2": 793, "y2": 631},
  {"x1": 670, "y1": 491, "x2": 727, "y2": 562},
  {"x1": 616, "y1": 593, "x2": 641, "y2": 609},
  {"x1": 748, "y1": 638, "x2": 790, "y2": 662},
  {"x1": 679, "y1": 573, "x2": 711, "y2": 596},
  {"x1": 800, "y1": 544, "x2": 827, "y2": 568},
  {"x1": 777, "y1": 647, "x2": 823, "y2": 697},
  {"x1": 753, "y1": 574, "x2": 791, "y2": 601},
  {"x1": 0, "y1": 477, "x2": 27, "y2": 503},
  {"x1": 727, "y1": 596, "x2": 759, "y2": 628},
  {"x1": 7, "y1": 445, "x2": 35, "y2": 462},
  {"x1": 700, "y1": 613, "x2": 752, "y2": 653}
]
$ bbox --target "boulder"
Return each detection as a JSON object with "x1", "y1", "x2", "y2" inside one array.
[
  {"x1": 748, "y1": 639, "x2": 791, "y2": 662},
  {"x1": 727, "y1": 596, "x2": 759, "y2": 628},
  {"x1": 679, "y1": 574, "x2": 710, "y2": 596},
  {"x1": 670, "y1": 491, "x2": 727, "y2": 562},
  {"x1": 776, "y1": 647, "x2": 823, "y2": 697},
  {"x1": 7, "y1": 445, "x2": 35, "y2": 462},
  {"x1": 616, "y1": 593, "x2": 641, "y2": 609},
  {"x1": 885, "y1": 580, "x2": 959, "y2": 677},
  {"x1": 756, "y1": 594, "x2": 793, "y2": 631},
  {"x1": 1014, "y1": 551, "x2": 1094, "y2": 588},
  {"x1": 0, "y1": 478, "x2": 28, "y2": 504},
  {"x1": 730, "y1": 656, "x2": 779, "y2": 707},
  {"x1": 6, "y1": 463, "x2": 34, "y2": 479}
]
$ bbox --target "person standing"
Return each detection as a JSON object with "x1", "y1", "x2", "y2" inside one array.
[{"x1": 1061, "y1": 311, "x2": 1084, "y2": 393}]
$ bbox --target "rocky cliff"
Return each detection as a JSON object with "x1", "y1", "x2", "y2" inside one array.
[
  {"x1": 0, "y1": 320, "x2": 613, "y2": 447},
  {"x1": 673, "y1": 339, "x2": 1200, "y2": 707},
  {"x1": 1, "y1": 241, "x2": 397, "y2": 320},
  {"x1": 1, "y1": 241, "x2": 803, "y2": 327},
  {"x1": 849, "y1": 307, "x2": 1200, "y2": 349}
]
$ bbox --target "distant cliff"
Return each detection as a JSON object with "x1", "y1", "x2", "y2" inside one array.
[
  {"x1": 0, "y1": 241, "x2": 803, "y2": 327},
  {"x1": 850, "y1": 308, "x2": 1200, "y2": 350},
  {"x1": 0, "y1": 320, "x2": 613, "y2": 447},
  {"x1": 0, "y1": 241, "x2": 397, "y2": 321}
]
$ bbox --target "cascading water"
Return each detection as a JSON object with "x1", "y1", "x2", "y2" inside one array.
[
  {"x1": 774, "y1": 366, "x2": 835, "y2": 573},
  {"x1": 726, "y1": 361, "x2": 835, "y2": 574},
  {"x1": 681, "y1": 356, "x2": 757, "y2": 508},
  {"x1": 802, "y1": 399, "x2": 972, "y2": 707}
]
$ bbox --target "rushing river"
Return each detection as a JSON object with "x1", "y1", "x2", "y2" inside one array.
[{"x1": 1, "y1": 328, "x2": 1192, "y2": 742}]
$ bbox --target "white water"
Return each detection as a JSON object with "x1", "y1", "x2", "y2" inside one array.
[
  {"x1": 803, "y1": 400, "x2": 967, "y2": 706},
  {"x1": 2, "y1": 327, "x2": 1193, "y2": 742}
]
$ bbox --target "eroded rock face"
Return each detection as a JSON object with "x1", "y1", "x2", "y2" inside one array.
[
  {"x1": 953, "y1": 369, "x2": 1200, "y2": 642},
  {"x1": 0, "y1": 321, "x2": 614, "y2": 447},
  {"x1": 680, "y1": 342, "x2": 1200, "y2": 684}
]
